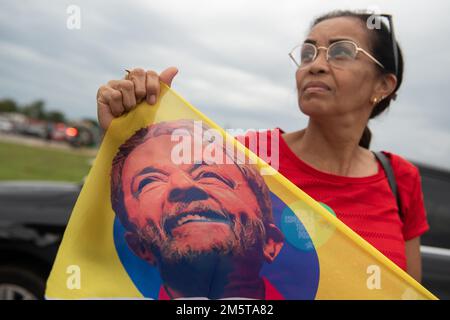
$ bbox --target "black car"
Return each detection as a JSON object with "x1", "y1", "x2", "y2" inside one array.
[
  {"x1": 0, "y1": 181, "x2": 78, "y2": 299},
  {"x1": 416, "y1": 162, "x2": 450, "y2": 299},
  {"x1": 0, "y1": 162, "x2": 449, "y2": 300}
]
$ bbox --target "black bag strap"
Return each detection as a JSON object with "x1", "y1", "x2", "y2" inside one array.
[{"x1": 372, "y1": 151, "x2": 403, "y2": 220}]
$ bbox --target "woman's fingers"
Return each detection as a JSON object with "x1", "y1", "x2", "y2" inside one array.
[
  {"x1": 96, "y1": 67, "x2": 179, "y2": 131},
  {"x1": 145, "y1": 70, "x2": 160, "y2": 105},
  {"x1": 96, "y1": 85, "x2": 122, "y2": 130},
  {"x1": 106, "y1": 87, "x2": 125, "y2": 117},
  {"x1": 159, "y1": 66, "x2": 179, "y2": 87},
  {"x1": 108, "y1": 79, "x2": 136, "y2": 112},
  {"x1": 145, "y1": 67, "x2": 179, "y2": 105},
  {"x1": 126, "y1": 68, "x2": 147, "y2": 103}
]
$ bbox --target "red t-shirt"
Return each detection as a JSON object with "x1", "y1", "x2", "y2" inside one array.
[{"x1": 238, "y1": 128, "x2": 429, "y2": 271}]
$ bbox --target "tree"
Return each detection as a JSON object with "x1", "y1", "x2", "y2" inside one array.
[
  {"x1": 0, "y1": 99, "x2": 18, "y2": 113},
  {"x1": 22, "y1": 100, "x2": 46, "y2": 119},
  {"x1": 46, "y1": 111, "x2": 66, "y2": 123},
  {"x1": 82, "y1": 118, "x2": 99, "y2": 128}
]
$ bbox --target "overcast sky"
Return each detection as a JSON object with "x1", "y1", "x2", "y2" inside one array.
[{"x1": 1, "y1": 0, "x2": 449, "y2": 170}]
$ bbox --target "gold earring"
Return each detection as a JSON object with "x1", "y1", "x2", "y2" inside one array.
[{"x1": 371, "y1": 97, "x2": 378, "y2": 104}]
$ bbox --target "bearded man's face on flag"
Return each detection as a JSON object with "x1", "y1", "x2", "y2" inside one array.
[{"x1": 112, "y1": 123, "x2": 284, "y2": 268}]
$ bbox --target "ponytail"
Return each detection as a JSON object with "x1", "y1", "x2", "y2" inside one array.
[{"x1": 359, "y1": 126, "x2": 372, "y2": 149}]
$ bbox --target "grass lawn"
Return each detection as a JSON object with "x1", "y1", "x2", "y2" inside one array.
[{"x1": 0, "y1": 141, "x2": 94, "y2": 182}]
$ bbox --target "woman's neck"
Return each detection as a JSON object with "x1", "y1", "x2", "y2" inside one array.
[{"x1": 283, "y1": 117, "x2": 376, "y2": 177}]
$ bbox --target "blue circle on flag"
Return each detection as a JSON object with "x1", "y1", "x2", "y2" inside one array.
[{"x1": 113, "y1": 191, "x2": 320, "y2": 299}]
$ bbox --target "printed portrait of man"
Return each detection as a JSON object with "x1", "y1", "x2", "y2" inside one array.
[{"x1": 110, "y1": 119, "x2": 285, "y2": 299}]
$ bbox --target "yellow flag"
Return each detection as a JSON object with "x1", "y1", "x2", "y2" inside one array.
[{"x1": 46, "y1": 84, "x2": 437, "y2": 300}]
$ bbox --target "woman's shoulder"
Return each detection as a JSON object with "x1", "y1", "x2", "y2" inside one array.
[
  {"x1": 380, "y1": 151, "x2": 419, "y2": 173},
  {"x1": 380, "y1": 150, "x2": 422, "y2": 189}
]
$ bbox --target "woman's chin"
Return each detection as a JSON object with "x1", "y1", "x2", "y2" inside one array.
[{"x1": 299, "y1": 102, "x2": 330, "y2": 117}]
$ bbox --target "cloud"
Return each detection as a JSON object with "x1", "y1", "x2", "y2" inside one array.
[{"x1": 0, "y1": 0, "x2": 449, "y2": 169}]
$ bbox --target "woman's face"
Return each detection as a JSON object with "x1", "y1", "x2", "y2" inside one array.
[{"x1": 296, "y1": 17, "x2": 383, "y2": 119}]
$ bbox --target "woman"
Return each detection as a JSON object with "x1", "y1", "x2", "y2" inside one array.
[{"x1": 96, "y1": 10, "x2": 429, "y2": 282}]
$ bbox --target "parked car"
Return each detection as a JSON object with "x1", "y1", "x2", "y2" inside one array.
[
  {"x1": 0, "y1": 181, "x2": 79, "y2": 299},
  {"x1": 64, "y1": 125, "x2": 96, "y2": 148},
  {"x1": 416, "y1": 162, "x2": 450, "y2": 299},
  {"x1": 19, "y1": 119, "x2": 48, "y2": 139},
  {"x1": 45, "y1": 122, "x2": 92, "y2": 147},
  {"x1": 0, "y1": 162, "x2": 449, "y2": 300},
  {"x1": 0, "y1": 118, "x2": 14, "y2": 133}
]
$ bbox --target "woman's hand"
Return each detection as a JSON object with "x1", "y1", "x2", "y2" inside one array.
[{"x1": 96, "y1": 67, "x2": 178, "y2": 131}]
